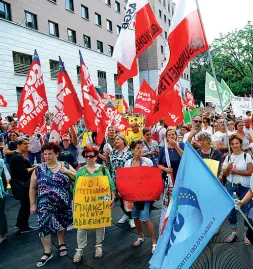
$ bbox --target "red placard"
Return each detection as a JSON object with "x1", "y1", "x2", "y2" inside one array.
[{"x1": 116, "y1": 167, "x2": 164, "y2": 202}]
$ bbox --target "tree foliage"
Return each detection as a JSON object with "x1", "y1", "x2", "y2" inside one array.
[{"x1": 191, "y1": 21, "x2": 253, "y2": 103}]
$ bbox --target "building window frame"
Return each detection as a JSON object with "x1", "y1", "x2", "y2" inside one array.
[
  {"x1": 105, "y1": 0, "x2": 111, "y2": 7},
  {"x1": 25, "y1": 10, "x2": 38, "y2": 30},
  {"x1": 49, "y1": 59, "x2": 59, "y2": 80},
  {"x1": 65, "y1": 0, "x2": 74, "y2": 12},
  {"x1": 48, "y1": 20, "x2": 59, "y2": 37},
  {"x1": 95, "y1": 12, "x2": 102, "y2": 26},
  {"x1": 77, "y1": 65, "x2": 81, "y2": 83},
  {"x1": 81, "y1": 5, "x2": 89, "y2": 20},
  {"x1": 108, "y1": 45, "x2": 114, "y2": 56},
  {"x1": 164, "y1": 14, "x2": 166, "y2": 23},
  {"x1": 161, "y1": 45, "x2": 164, "y2": 54},
  {"x1": 13, "y1": 51, "x2": 32, "y2": 76},
  {"x1": 83, "y1": 35, "x2": 91, "y2": 49},
  {"x1": 16, "y1": 87, "x2": 23, "y2": 104},
  {"x1": 117, "y1": 25, "x2": 121, "y2": 35},
  {"x1": 0, "y1": 0, "x2": 11, "y2": 21},
  {"x1": 115, "y1": 1, "x2": 121, "y2": 13},
  {"x1": 114, "y1": 74, "x2": 122, "y2": 99},
  {"x1": 107, "y1": 19, "x2": 113, "y2": 32},
  {"x1": 67, "y1": 28, "x2": 76, "y2": 43},
  {"x1": 97, "y1": 40, "x2": 103, "y2": 53},
  {"x1": 159, "y1": 9, "x2": 162, "y2": 18}
]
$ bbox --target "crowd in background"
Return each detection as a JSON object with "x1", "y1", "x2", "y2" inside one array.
[{"x1": 1, "y1": 105, "x2": 253, "y2": 267}]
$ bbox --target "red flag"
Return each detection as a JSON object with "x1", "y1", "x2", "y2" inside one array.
[
  {"x1": 113, "y1": 1, "x2": 162, "y2": 86},
  {"x1": 50, "y1": 57, "x2": 82, "y2": 142},
  {"x1": 17, "y1": 50, "x2": 48, "y2": 135},
  {"x1": 184, "y1": 90, "x2": 196, "y2": 110},
  {"x1": 157, "y1": 0, "x2": 208, "y2": 96},
  {"x1": 0, "y1": 89, "x2": 7, "y2": 107},
  {"x1": 37, "y1": 120, "x2": 47, "y2": 137},
  {"x1": 133, "y1": 79, "x2": 156, "y2": 117},
  {"x1": 79, "y1": 51, "x2": 107, "y2": 145}
]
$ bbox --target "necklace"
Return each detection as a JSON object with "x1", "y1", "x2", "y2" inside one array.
[{"x1": 47, "y1": 162, "x2": 59, "y2": 169}]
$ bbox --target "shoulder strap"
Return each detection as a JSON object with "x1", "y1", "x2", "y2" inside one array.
[
  {"x1": 244, "y1": 152, "x2": 247, "y2": 161},
  {"x1": 102, "y1": 165, "x2": 105, "y2": 175}
]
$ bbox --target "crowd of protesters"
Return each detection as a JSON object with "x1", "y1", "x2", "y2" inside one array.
[{"x1": 1, "y1": 106, "x2": 253, "y2": 267}]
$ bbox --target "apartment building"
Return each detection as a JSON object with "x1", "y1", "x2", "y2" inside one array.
[
  {"x1": 138, "y1": 0, "x2": 191, "y2": 92},
  {"x1": 0, "y1": 0, "x2": 139, "y2": 114}
]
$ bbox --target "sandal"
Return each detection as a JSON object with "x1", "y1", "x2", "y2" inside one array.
[
  {"x1": 133, "y1": 238, "x2": 144, "y2": 247},
  {"x1": 36, "y1": 252, "x2": 53, "y2": 268},
  {"x1": 95, "y1": 244, "x2": 103, "y2": 258},
  {"x1": 73, "y1": 248, "x2": 83, "y2": 263},
  {"x1": 152, "y1": 244, "x2": 157, "y2": 254},
  {"x1": 58, "y1": 244, "x2": 67, "y2": 257}
]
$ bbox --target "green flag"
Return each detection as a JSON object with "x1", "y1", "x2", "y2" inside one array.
[
  {"x1": 205, "y1": 72, "x2": 232, "y2": 113},
  {"x1": 220, "y1": 79, "x2": 234, "y2": 97},
  {"x1": 183, "y1": 108, "x2": 200, "y2": 124}
]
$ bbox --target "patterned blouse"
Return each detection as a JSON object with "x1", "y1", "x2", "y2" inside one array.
[
  {"x1": 142, "y1": 139, "x2": 159, "y2": 165},
  {"x1": 109, "y1": 147, "x2": 133, "y2": 182}
]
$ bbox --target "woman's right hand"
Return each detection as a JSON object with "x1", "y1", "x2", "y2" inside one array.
[
  {"x1": 235, "y1": 199, "x2": 243, "y2": 206},
  {"x1": 166, "y1": 168, "x2": 173, "y2": 174},
  {"x1": 30, "y1": 204, "x2": 37, "y2": 214}
]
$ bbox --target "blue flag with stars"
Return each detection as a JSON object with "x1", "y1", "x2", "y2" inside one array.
[{"x1": 149, "y1": 142, "x2": 234, "y2": 269}]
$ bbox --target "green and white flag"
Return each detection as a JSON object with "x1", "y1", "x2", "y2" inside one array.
[
  {"x1": 205, "y1": 72, "x2": 233, "y2": 113},
  {"x1": 221, "y1": 79, "x2": 234, "y2": 98}
]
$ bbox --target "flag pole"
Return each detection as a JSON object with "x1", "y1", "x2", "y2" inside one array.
[{"x1": 195, "y1": 0, "x2": 232, "y2": 158}]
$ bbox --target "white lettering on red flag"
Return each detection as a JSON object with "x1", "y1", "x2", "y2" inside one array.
[
  {"x1": 133, "y1": 79, "x2": 156, "y2": 117},
  {"x1": 17, "y1": 50, "x2": 48, "y2": 135},
  {"x1": 50, "y1": 57, "x2": 82, "y2": 142}
]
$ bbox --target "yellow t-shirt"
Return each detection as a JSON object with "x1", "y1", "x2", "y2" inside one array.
[{"x1": 127, "y1": 131, "x2": 143, "y2": 145}]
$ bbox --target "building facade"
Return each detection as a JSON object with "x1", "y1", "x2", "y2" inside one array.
[
  {"x1": 0, "y1": 0, "x2": 139, "y2": 114},
  {"x1": 138, "y1": 0, "x2": 191, "y2": 92}
]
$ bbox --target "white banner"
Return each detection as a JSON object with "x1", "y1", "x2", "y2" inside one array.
[{"x1": 231, "y1": 96, "x2": 251, "y2": 117}]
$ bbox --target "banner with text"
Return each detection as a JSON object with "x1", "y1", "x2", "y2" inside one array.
[
  {"x1": 116, "y1": 167, "x2": 163, "y2": 202},
  {"x1": 231, "y1": 96, "x2": 251, "y2": 117},
  {"x1": 73, "y1": 176, "x2": 112, "y2": 229}
]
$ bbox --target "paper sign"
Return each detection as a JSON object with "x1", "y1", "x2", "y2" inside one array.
[
  {"x1": 204, "y1": 159, "x2": 219, "y2": 177},
  {"x1": 73, "y1": 176, "x2": 112, "y2": 229},
  {"x1": 231, "y1": 96, "x2": 251, "y2": 117},
  {"x1": 116, "y1": 167, "x2": 164, "y2": 202}
]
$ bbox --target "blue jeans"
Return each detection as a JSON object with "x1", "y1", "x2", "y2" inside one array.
[
  {"x1": 28, "y1": 151, "x2": 42, "y2": 165},
  {"x1": 226, "y1": 181, "x2": 251, "y2": 230}
]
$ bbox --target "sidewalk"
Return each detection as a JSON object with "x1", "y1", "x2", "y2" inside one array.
[{"x1": 0, "y1": 194, "x2": 253, "y2": 269}]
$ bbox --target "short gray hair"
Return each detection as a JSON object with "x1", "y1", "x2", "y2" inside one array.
[{"x1": 197, "y1": 131, "x2": 212, "y2": 142}]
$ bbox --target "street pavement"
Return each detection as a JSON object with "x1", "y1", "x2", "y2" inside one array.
[{"x1": 1, "y1": 193, "x2": 253, "y2": 269}]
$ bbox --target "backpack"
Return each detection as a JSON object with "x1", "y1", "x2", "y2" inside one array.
[{"x1": 153, "y1": 127, "x2": 163, "y2": 144}]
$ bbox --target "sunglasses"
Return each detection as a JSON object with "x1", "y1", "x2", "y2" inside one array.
[
  {"x1": 193, "y1": 120, "x2": 202, "y2": 124},
  {"x1": 85, "y1": 155, "x2": 95, "y2": 159}
]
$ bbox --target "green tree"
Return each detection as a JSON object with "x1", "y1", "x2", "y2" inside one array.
[{"x1": 191, "y1": 21, "x2": 253, "y2": 103}]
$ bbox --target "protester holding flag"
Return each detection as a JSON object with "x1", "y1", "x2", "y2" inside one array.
[
  {"x1": 222, "y1": 134, "x2": 253, "y2": 244},
  {"x1": 73, "y1": 146, "x2": 116, "y2": 262},
  {"x1": 106, "y1": 134, "x2": 135, "y2": 228},
  {"x1": 124, "y1": 140, "x2": 157, "y2": 253},
  {"x1": 58, "y1": 126, "x2": 78, "y2": 170},
  {"x1": 29, "y1": 142, "x2": 76, "y2": 267},
  {"x1": 142, "y1": 127, "x2": 159, "y2": 166},
  {"x1": 235, "y1": 121, "x2": 253, "y2": 152}
]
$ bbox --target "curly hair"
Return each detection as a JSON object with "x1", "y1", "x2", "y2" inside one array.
[{"x1": 41, "y1": 142, "x2": 61, "y2": 154}]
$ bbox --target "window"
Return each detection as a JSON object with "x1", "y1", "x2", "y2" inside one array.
[
  {"x1": 77, "y1": 65, "x2": 80, "y2": 83},
  {"x1": 66, "y1": 0, "x2": 74, "y2": 12},
  {"x1": 97, "y1": 40, "x2": 103, "y2": 53},
  {"x1": 0, "y1": 1, "x2": 11, "y2": 21},
  {"x1": 187, "y1": 74, "x2": 189, "y2": 80},
  {"x1": 168, "y1": 19, "x2": 171, "y2": 27},
  {"x1": 67, "y1": 28, "x2": 76, "y2": 43},
  {"x1": 164, "y1": 14, "x2": 166, "y2": 23},
  {"x1": 161, "y1": 45, "x2": 164, "y2": 54},
  {"x1": 81, "y1": 5, "x2": 89, "y2": 19},
  {"x1": 163, "y1": 0, "x2": 166, "y2": 7},
  {"x1": 108, "y1": 45, "x2": 114, "y2": 56},
  {"x1": 49, "y1": 59, "x2": 59, "y2": 79},
  {"x1": 115, "y1": 1, "x2": 120, "y2": 13},
  {"x1": 48, "y1": 21, "x2": 59, "y2": 37},
  {"x1": 117, "y1": 25, "x2": 121, "y2": 35},
  {"x1": 13, "y1": 51, "x2": 32, "y2": 76},
  {"x1": 49, "y1": 0, "x2": 57, "y2": 2},
  {"x1": 165, "y1": 31, "x2": 167, "y2": 39},
  {"x1": 107, "y1": 19, "x2": 112, "y2": 32},
  {"x1": 114, "y1": 75, "x2": 122, "y2": 99},
  {"x1": 25, "y1": 11, "x2": 37, "y2": 30},
  {"x1": 168, "y1": 2, "x2": 170, "y2": 13},
  {"x1": 98, "y1": 71, "x2": 107, "y2": 89},
  {"x1": 83, "y1": 35, "x2": 91, "y2": 49},
  {"x1": 128, "y1": 78, "x2": 134, "y2": 110},
  {"x1": 105, "y1": 0, "x2": 111, "y2": 6},
  {"x1": 95, "y1": 13, "x2": 102, "y2": 26},
  {"x1": 16, "y1": 87, "x2": 23, "y2": 103},
  {"x1": 159, "y1": 9, "x2": 162, "y2": 18}
]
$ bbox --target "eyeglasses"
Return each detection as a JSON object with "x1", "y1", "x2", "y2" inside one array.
[
  {"x1": 85, "y1": 155, "x2": 95, "y2": 159},
  {"x1": 193, "y1": 120, "x2": 202, "y2": 124},
  {"x1": 10, "y1": 134, "x2": 17, "y2": 137}
]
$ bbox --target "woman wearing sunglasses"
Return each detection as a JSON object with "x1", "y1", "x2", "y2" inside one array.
[
  {"x1": 73, "y1": 146, "x2": 116, "y2": 263},
  {"x1": 4, "y1": 131, "x2": 18, "y2": 173}
]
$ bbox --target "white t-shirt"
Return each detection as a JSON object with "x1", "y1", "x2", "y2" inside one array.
[
  {"x1": 158, "y1": 127, "x2": 166, "y2": 147},
  {"x1": 244, "y1": 127, "x2": 253, "y2": 140},
  {"x1": 223, "y1": 152, "x2": 252, "y2": 187},
  {"x1": 212, "y1": 131, "x2": 233, "y2": 145},
  {"x1": 183, "y1": 132, "x2": 200, "y2": 143},
  {"x1": 202, "y1": 126, "x2": 212, "y2": 134},
  {"x1": 125, "y1": 157, "x2": 153, "y2": 168}
]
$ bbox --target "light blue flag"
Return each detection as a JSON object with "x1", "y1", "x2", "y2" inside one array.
[{"x1": 149, "y1": 142, "x2": 235, "y2": 269}]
